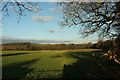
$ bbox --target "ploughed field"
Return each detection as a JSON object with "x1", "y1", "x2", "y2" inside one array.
[{"x1": 2, "y1": 49, "x2": 120, "y2": 79}]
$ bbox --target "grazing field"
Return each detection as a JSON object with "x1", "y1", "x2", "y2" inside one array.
[{"x1": 2, "y1": 49, "x2": 120, "y2": 79}]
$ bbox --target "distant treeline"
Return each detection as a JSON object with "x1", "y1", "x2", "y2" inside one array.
[{"x1": 2, "y1": 40, "x2": 113, "y2": 51}]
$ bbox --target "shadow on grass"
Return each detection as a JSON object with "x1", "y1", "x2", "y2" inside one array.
[
  {"x1": 2, "y1": 58, "x2": 39, "y2": 80},
  {"x1": 68, "y1": 51, "x2": 103, "y2": 59},
  {"x1": 2, "y1": 53, "x2": 28, "y2": 57},
  {"x1": 62, "y1": 51, "x2": 119, "y2": 80},
  {"x1": 92, "y1": 51, "x2": 103, "y2": 52}
]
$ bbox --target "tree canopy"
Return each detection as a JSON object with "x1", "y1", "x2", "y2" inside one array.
[
  {"x1": 58, "y1": 1, "x2": 120, "y2": 63},
  {"x1": 59, "y1": 1, "x2": 120, "y2": 39}
]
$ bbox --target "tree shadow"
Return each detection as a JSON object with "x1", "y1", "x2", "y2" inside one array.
[
  {"x1": 62, "y1": 51, "x2": 112, "y2": 80},
  {"x1": 2, "y1": 58, "x2": 39, "y2": 80},
  {"x1": 92, "y1": 51, "x2": 103, "y2": 52},
  {"x1": 68, "y1": 51, "x2": 103, "y2": 59},
  {"x1": 1, "y1": 53, "x2": 29, "y2": 57}
]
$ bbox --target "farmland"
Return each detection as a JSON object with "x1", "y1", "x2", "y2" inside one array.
[{"x1": 2, "y1": 50, "x2": 120, "y2": 80}]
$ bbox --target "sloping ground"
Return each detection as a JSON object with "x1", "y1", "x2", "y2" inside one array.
[
  {"x1": 2, "y1": 51, "x2": 77, "y2": 79},
  {"x1": 2, "y1": 50, "x2": 120, "y2": 80}
]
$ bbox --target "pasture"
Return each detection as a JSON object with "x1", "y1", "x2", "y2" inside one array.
[{"x1": 2, "y1": 49, "x2": 120, "y2": 79}]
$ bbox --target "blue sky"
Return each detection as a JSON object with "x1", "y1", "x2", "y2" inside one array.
[{"x1": 2, "y1": 2, "x2": 98, "y2": 44}]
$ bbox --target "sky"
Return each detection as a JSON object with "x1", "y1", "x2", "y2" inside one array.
[{"x1": 2, "y1": 2, "x2": 98, "y2": 44}]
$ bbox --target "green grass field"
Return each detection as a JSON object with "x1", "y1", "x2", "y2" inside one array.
[{"x1": 2, "y1": 49, "x2": 120, "y2": 79}]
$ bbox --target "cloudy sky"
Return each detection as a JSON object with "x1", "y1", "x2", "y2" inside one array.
[{"x1": 2, "y1": 2, "x2": 98, "y2": 44}]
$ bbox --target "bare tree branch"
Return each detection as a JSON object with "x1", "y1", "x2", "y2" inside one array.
[
  {"x1": 58, "y1": 1, "x2": 120, "y2": 39},
  {"x1": 1, "y1": 0, "x2": 40, "y2": 22}
]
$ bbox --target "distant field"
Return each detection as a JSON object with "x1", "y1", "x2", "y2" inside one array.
[{"x1": 2, "y1": 49, "x2": 120, "y2": 79}]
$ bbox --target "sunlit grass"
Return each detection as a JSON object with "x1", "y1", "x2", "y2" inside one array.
[
  {"x1": 2, "y1": 49, "x2": 120, "y2": 79},
  {"x1": 2, "y1": 50, "x2": 78, "y2": 79}
]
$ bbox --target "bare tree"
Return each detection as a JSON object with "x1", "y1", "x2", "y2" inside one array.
[
  {"x1": 59, "y1": 1, "x2": 120, "y2": 38},
  {"x1": 58, "y1": 1, "x2": 120, "y2": 63},
  {"x1": 1, "y1": 0, "x2": 40, "y2": 22}
]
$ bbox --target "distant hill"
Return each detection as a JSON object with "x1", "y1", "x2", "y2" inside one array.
[{"x1": 2, "y1": 42, "x2": 94, "y2": 51}]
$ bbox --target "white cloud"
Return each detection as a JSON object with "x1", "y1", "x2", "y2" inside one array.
[
  {"x1": 0, "y1": 36, "x2": 11, "y2": 39},
  {"x1": 49, "y1": 8, "x2": 61, "y2": 14},
  {"x1": 49, "y1": 0, "x2": 78, "y2": 2},
  {"x1": 2, "y1": 37, "x2": 73, "y2": 44},
  {"x1": 29, "y1": 6, "x2": 39, "y2": 12},
  {"x1": 32, "y1": 14, "x2": 54, "y2": 22},
  {"x1": 49, "y1": 0, "x2": 58, "y2": 2}
]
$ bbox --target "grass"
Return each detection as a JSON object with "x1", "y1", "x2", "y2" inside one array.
[
  {"x1": 2, "y1": 50, "x2": 77, "y2": 79},
  {"x1": 2, "y1": 49, "x2": 120, "y2": 80}
]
